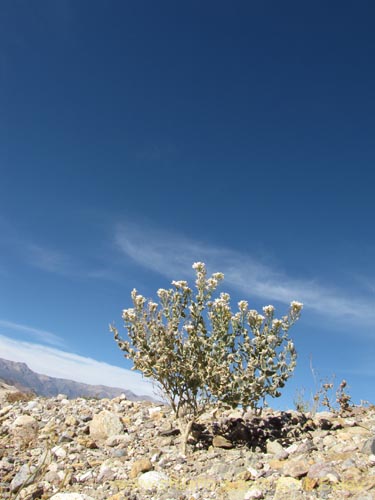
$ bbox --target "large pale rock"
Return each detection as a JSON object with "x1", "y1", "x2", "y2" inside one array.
[
  {"x1": 11, "y1": 415, "x2": 38, "y2": 441},
  {"x1": 138, "y1": 470, "x2": 169, "y2": 490},
  {"x1": 89, "y1": 410, "x2": 123, "y2": 439}
]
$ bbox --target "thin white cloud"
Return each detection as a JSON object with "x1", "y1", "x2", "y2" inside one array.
[
  {"x1": 0, "y1": 220, "x2": 116, "y2": 282},
  {"x1": 27, "y1": 243, "x2": 71, "y2": 274},
  {"x1": 0, "y1": 320, "x2": 65, "y2": 347},
  {"x1": 0, "y1": 335, "x2": 155, "y2": 398},
  {"x1": 115, "y1": 222, "x2": 375, "y2": 325}
]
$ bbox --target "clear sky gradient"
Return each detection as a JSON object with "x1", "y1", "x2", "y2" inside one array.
[{"x1": 1, "y1": 1, "x2": 374, "y2": 408}]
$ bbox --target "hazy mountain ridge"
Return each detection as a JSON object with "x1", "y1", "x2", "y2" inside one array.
[{"x1": 0, "y1": 357, "x2": 154, "y2": 401}]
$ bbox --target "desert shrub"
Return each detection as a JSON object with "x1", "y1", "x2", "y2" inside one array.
[
  {"x1": 111, "y1": 262, "x2": 302, "y2": 453},
  {"x1": 5, "y1": 391, "x2": 35, "y2": 403}
]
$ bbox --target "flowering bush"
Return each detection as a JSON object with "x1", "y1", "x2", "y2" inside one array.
[{"x1": 111, "y1": 262, "x2": 302, "y2": 453}]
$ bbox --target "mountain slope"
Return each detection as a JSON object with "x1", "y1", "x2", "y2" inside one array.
[{"x1": 0, "y1": 357, "x2": 154, "y2": 401}]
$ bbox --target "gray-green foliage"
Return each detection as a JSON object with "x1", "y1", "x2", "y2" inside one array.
[{"x1": 111, "y1": 262, "x2": 302, "y2": 452}]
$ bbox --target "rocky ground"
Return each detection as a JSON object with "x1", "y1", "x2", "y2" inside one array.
[{"x1": 0, "y1": 391, "x2": 375, "y2": 500}]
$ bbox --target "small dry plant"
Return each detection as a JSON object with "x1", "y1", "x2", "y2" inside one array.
[
  {"x1": 5, "y1": 391, "x2": 35, "y2": 403},
  {"x1": 294, "y1": 357, "x2": 352, "y2": 416}
]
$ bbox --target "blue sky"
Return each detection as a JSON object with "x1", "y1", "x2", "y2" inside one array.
[{"x1": 1, "y1": 1, "x2": 375, "y2": 408}]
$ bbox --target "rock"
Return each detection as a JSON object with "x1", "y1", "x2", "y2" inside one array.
[
  {"x1": 362, "y1": 436, "x2": 375, "y2": 455},
  {"x1": 307, "y1": 462, "x2": 341, "y2": 483},
  {"x1": 65, "y1": 415, "x2": 78, "y2": 426},
  {"x1": 105, "y1": 433, "x2": 132, "y2": 447},
  {"x1": 212, "y1": 435, "x2": 233, "y2": 448},
  {"x1": 129, "y1": 457, "x2": 153, "y2": 478},
  {"x1": 49, "y1": 494, "x2": 96, "y2": 500},
  {"x1": 17, "y1": 482, "x2": 45, "y2": 498},
  {"x1": 0, "y1": 405, "x2": 12, "y2": 416},
  {"x1": 282, "y1": 458, "x2": 309, "y2": 478},
  {"x1": 2, "y1": 394, "x2": 375, "y2": 499},
  {"x1": 273, "y1": 477, "x2": 302, "y2": 499},
  {"x1": 266, "y1": 439, "x2": 284, "y2": 455},
  {"x1": 89, "y1": 410, "x2": 123, "y2": 439},
  {"x1": 10, "y1": 463, "x2": 36, "y2": 492},
  {"x1": 11, "y1": 415, "x2": 38, "y2": 441},
  {"x1": 52, "y1": 445, "x2": 67, "y2": 458},
  {"x1": 244, "y1": 488, "x2": 264, "y2": 499},
  {"x1": 137, "y1": 470, "x2": 169, "y2": 490}
]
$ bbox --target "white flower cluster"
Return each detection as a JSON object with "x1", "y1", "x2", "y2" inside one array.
[
  {"x1": 171, "y1": 280, "x2": 189, "y2": 290},
  {"x1": 192, "y1": 262, "x2": 205, "y2": 271},
  {"x1": 263, "y1": 305, "x2": 275, "y2": 316},
  {"x1": 122, "y1": 308, "x2": 136, "y2": 321},
  {"x1": 290, "y1": 301, "x2": 303, "y2": 312}
]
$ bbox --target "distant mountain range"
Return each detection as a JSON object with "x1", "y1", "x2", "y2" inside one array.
[{"x1": 0, "y1": 357, "x2": 155, "y2": 401}]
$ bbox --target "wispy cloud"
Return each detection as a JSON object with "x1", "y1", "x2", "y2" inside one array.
[
  {"x1": 0, "y1": 335, "x2": 155, "y2": 398},
  {"x1": 27, "y1": 243, "x2": 72, "y2": 274},
  {"x1": 115, "y1": 221, "x2": 375, "y2": 326},
  {"x1": 0, "y1": 320, "x2": 65, "y2": 347},
  {"x1": 0, "y1": 217, "x2": 116, "y2": 282}
]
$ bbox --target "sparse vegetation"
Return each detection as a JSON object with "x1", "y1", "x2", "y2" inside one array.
[
  {"x1": 294, "y1": 358, "x2": 353, "y2": 416},
  {"x1": 5, "y1": 391, "x2": 35, "y2": 403}
]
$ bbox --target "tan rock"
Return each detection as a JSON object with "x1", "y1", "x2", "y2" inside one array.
[
  {"x1": 129, "y1": 458, "x2": 153, "y2": 478},
  {"x1": 273, "y1": 477, "x2": 302, "y2": 499},
  {"x1": 282, "y1": 458, "x2": 309, "y2": 478},
  {"x1": 65, "y1": 415, "x2": 78, "y2": 426},
  {"x1": 302, "y1": 476, "x2": 318, "y2": 491},
  {"x1": 268, "y1": 459, "x2": 284, "y2": 470},
  {"x1": 212, "y1": 435, "x2": 233, "y2": 448}
]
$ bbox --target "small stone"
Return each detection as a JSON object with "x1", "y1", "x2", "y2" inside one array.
[
  {"x1": 52, "y1": 446, "x2": 67, "y2": 459},
  {"x1": 59, "y1": 431, "x2": 74, "y2": 443},
  {"x1": 0, "y1": 405, "x2": 12, "y2": 416},
  {"x1": 105, "y1": 433, "x2": 132, "y2": 447},
  {"x1": 65, "y1": 415, "x2": 78, "y2": 426},
  {"x1": 244, "y1": 488, "x2": 264, "y2": 499},
  {"x1": 148, "y1": 406, "x2": 163, "y2": 417},
  {"x1": 138, "y1": 470, "x2": 169, "y2": 490},
  {"x1": 111, "y1": 448, "x2": 127, "y2": 458},
  {"x1": 213, "y1": 435, "x2": 233, "y2": 448},
  {"x1": 129, "y1": 458, "x2": 153, "y2": 478},
  {"x1": 76, "y1": 437, "x2": 98, "y2": 448},
  {"x1": 75, "y1": 470, "x2": 94, "y2": 482},
  {"x1": 266, "y1": 440, "x2": 284, "y2": 455},
  {"x1": 362, "y1": 437, "x2": 375, "y2": 455},
  {"x1": 302, "y1": 476, "x2": 318, "y2": 491},
  {"x1": 56, "y1": 394, "x2": 68, "y2": 400}
]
